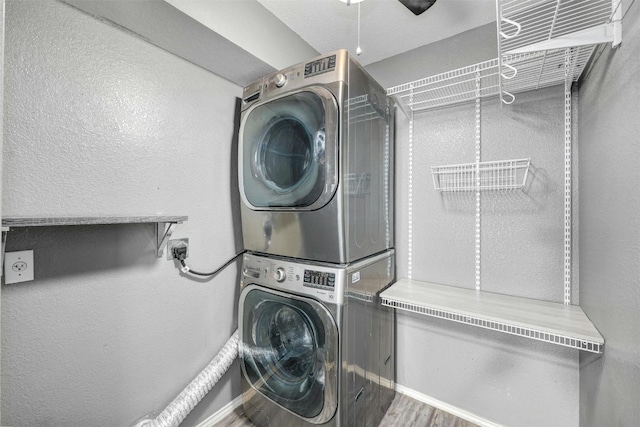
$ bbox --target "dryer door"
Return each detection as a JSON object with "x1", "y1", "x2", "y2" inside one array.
[
  {"x1": 239, "y1": 88, "x2": 338, "y2": 210},
  {"x1": 239, "y1": 285, "x2": 338, "y2": 423}
]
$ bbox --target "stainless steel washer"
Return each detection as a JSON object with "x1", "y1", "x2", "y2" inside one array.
[
  {"x1": 238, "y1": 250, "x2": 396, "y2": 427},
  {"x1": 238, "y1": 50, "x2": 394, "y2": 263}
]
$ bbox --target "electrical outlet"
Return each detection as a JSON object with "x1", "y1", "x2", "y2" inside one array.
[
  {"x1": 167, "y1": 238, "x2": 189, "y2": 260},
  {"x1": 4, "y1": 250, "x2": 34, "y2": 284}
]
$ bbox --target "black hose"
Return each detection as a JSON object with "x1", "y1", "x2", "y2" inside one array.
[{"x1": 179, "y1": 251, "x2": 245, "y2": 277}]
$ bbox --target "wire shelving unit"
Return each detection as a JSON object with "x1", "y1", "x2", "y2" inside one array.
[{"x1": 382, "y1": 0, "x2": 621, "y2": 352}]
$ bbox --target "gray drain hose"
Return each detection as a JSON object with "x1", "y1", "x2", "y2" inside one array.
[{"x1": 134, "y1": 330, "x2": 239, "y2": 427}]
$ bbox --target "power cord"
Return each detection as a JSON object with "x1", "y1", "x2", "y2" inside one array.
[{"x1": 172, "y1": 244, "x2": 245, "y2": 277}]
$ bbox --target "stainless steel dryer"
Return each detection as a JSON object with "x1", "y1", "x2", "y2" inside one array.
[
  {"x1": 238, "y1": 251, "x2": 396, "y2": 427},
  {"x1": 239, "y1": 50, "x2": 394, "y2": 263}
]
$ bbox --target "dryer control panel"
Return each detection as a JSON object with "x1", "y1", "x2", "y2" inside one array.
[{"x1": 304, "y1": 55, "x2": 337, "y2": 78}]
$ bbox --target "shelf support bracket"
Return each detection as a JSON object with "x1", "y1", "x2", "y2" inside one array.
[
  {"x1": 1, "y1": 227, "x2": 9, "y2": 277},
  {"x1": 612, "y1": 0, "x2": 622, "y2": 48},
  {"x1": 156, "y1": 222, "x2": 178, "y2": 258}
]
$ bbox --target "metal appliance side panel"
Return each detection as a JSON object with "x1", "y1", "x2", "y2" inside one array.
[
  {"x1": 343, "y1": 58, "x2": 395, "y2": 263},
  {"x1": 340, "y1": 251, "x2": 396, "y2": 426},
  {"x1": 240, "y1": 203, "x2": 345, "y2": 263}
]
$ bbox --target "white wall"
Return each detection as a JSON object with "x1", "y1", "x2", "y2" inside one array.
[
  {"x1": 165, "y1": 0, "x2": 319, "y2": 71},
  {"x1": 2, "y1": 1, "x2": 242, "y2": 425},
  {"x1": 366, "y1": 22, "x2": 497, "y2": 89},
  {"x1": 368, "y1": 26, "x2": 579, "y2": 427},
  {"x1": 578, "y1": 2, "x2": 640, "y2": 425}
]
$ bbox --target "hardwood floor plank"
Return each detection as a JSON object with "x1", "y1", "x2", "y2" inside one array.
[{"x1": 213, "y1": 393, "x2": 480, "y2": 427}]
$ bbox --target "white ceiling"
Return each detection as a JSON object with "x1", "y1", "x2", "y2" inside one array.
[{"x1": 257, "y1": 0, "x2": 498, "y2": 65}]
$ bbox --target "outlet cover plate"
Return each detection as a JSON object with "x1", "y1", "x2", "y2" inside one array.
[
  {"x1": 5, "y1": 250, "x2": 34, "y2": 284},
  {"x1": 167, "y1": 238, "x2": 189, "y2": 260}
]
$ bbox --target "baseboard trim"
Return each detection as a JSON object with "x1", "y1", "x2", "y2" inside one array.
[
  {"x1": 395, "y1": 384, "x2": 505, "y2": 427},
  {"x1": 197, "y1": 386, "x2": 504, "y2": 427},
  {"x1": 196, "y1": 395, "x2": 243, "y2": 427}
]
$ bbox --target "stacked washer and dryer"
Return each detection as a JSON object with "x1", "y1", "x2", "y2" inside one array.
[{"x1": 237, "y1": 50, "x2": 395, "y2": 427}]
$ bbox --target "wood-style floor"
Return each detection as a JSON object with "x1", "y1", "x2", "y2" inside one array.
[{"x1": 214, "y1": 393, "x2": 480, "y2": 427}]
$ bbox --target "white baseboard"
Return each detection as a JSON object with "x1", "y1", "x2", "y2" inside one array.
[
  {"x1": 395, "y1": 384, "x2": 505, "y2": 427},
  {"x1": 197, "y1": 386, "x2": 504, "y2": 427},
  {"x1": 196, "y1": 395, "x2": 243, "y2": 427}
]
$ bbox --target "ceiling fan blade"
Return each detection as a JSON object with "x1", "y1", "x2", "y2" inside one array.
[{"x1": 398, "y1": 0, "x2": 437, "y2": 15}]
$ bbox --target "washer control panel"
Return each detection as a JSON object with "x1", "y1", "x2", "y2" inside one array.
[
  {"x1": 274, "y1": 267, "x2": 287, "y2": 282},
  {"x1": 241, "y1": 253, "x2": 344, "y2": 304},
  {"x1": 303, "y1": 269, "x2": 335, "y2": 289}
]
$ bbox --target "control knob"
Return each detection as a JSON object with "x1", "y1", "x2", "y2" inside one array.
[
  {"x1": 274, "y1": 267, "x2": 287, "y2": 283},
  {"x1": 274, "y1": 73, "x2": 287, "y2": 88}
]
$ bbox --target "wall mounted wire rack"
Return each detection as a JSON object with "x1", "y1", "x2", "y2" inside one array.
[
  {"x1": 431, "y1": 158, "x2": 531, "y2": 192},
  {"x1": 381, "y1": 0, "x2": 620, "y2": 353}
]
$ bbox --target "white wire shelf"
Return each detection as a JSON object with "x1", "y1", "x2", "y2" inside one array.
[
  {"x1": 495, "y1": 0, "x2": 621, "y2": 104},
  {"x1": 387, "y1": 1, "x2": 620, "y2": 113},
  {"x1": 431, "y1": 158, "x2": 530, "y2": 192},
  {"x1": 387, "y1": 45, "x2": 595, "y2": 113},
  {"x1": 381, "y1": 279, "x2": 604, "y2": 353},
  {"x1": 498, "y1": 0, "x2": 616, "y2": 54},
  {"x1": 502, "y1": 46, "x2": 595, "y2": 93},
  {"x1": 387, "y1": 59, "x2": 502, "y2": 112}
]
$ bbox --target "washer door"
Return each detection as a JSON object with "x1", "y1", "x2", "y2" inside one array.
[
  {"x1": 239, "y1": 285, "x2": 338, "y2": 423},
  {"x1": 239, "y1": 88, "x2": 338, "y2": 210}
]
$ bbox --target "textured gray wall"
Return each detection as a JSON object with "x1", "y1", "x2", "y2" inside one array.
[
  {"x1": 0, "y1": 0, "x2": 4, "y2": 421},
  {"x1": 369, "y1": 29, "x2": 579, "y2": 427},
  {"x1": 578, "y1": 2, "x2": 640, "y2": 426},
  {"x1": 366, "y1": 22, "x2": 498, "y2": 89},
  {"x1": 2, "y1": 1, "x2": 242, "y2": 425}
]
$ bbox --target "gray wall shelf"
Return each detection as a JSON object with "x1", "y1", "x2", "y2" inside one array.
[
  {"x1": 380, "y1": 279, "x2": 604, "y2": 353},
  {"x1": 2, "y1": 215, "x2": 187, "y2": 227},
  {"x1": 1, "y1": 216, "x2": 188, "y2": 269}
]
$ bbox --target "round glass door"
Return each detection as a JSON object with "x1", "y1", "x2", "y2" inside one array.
[
  {"x1": 240, "y1": 286, "x2": 338, "y2": 423},
  {"x1": 239, "y1": 88, "x2": 338, "y2": 210}
]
